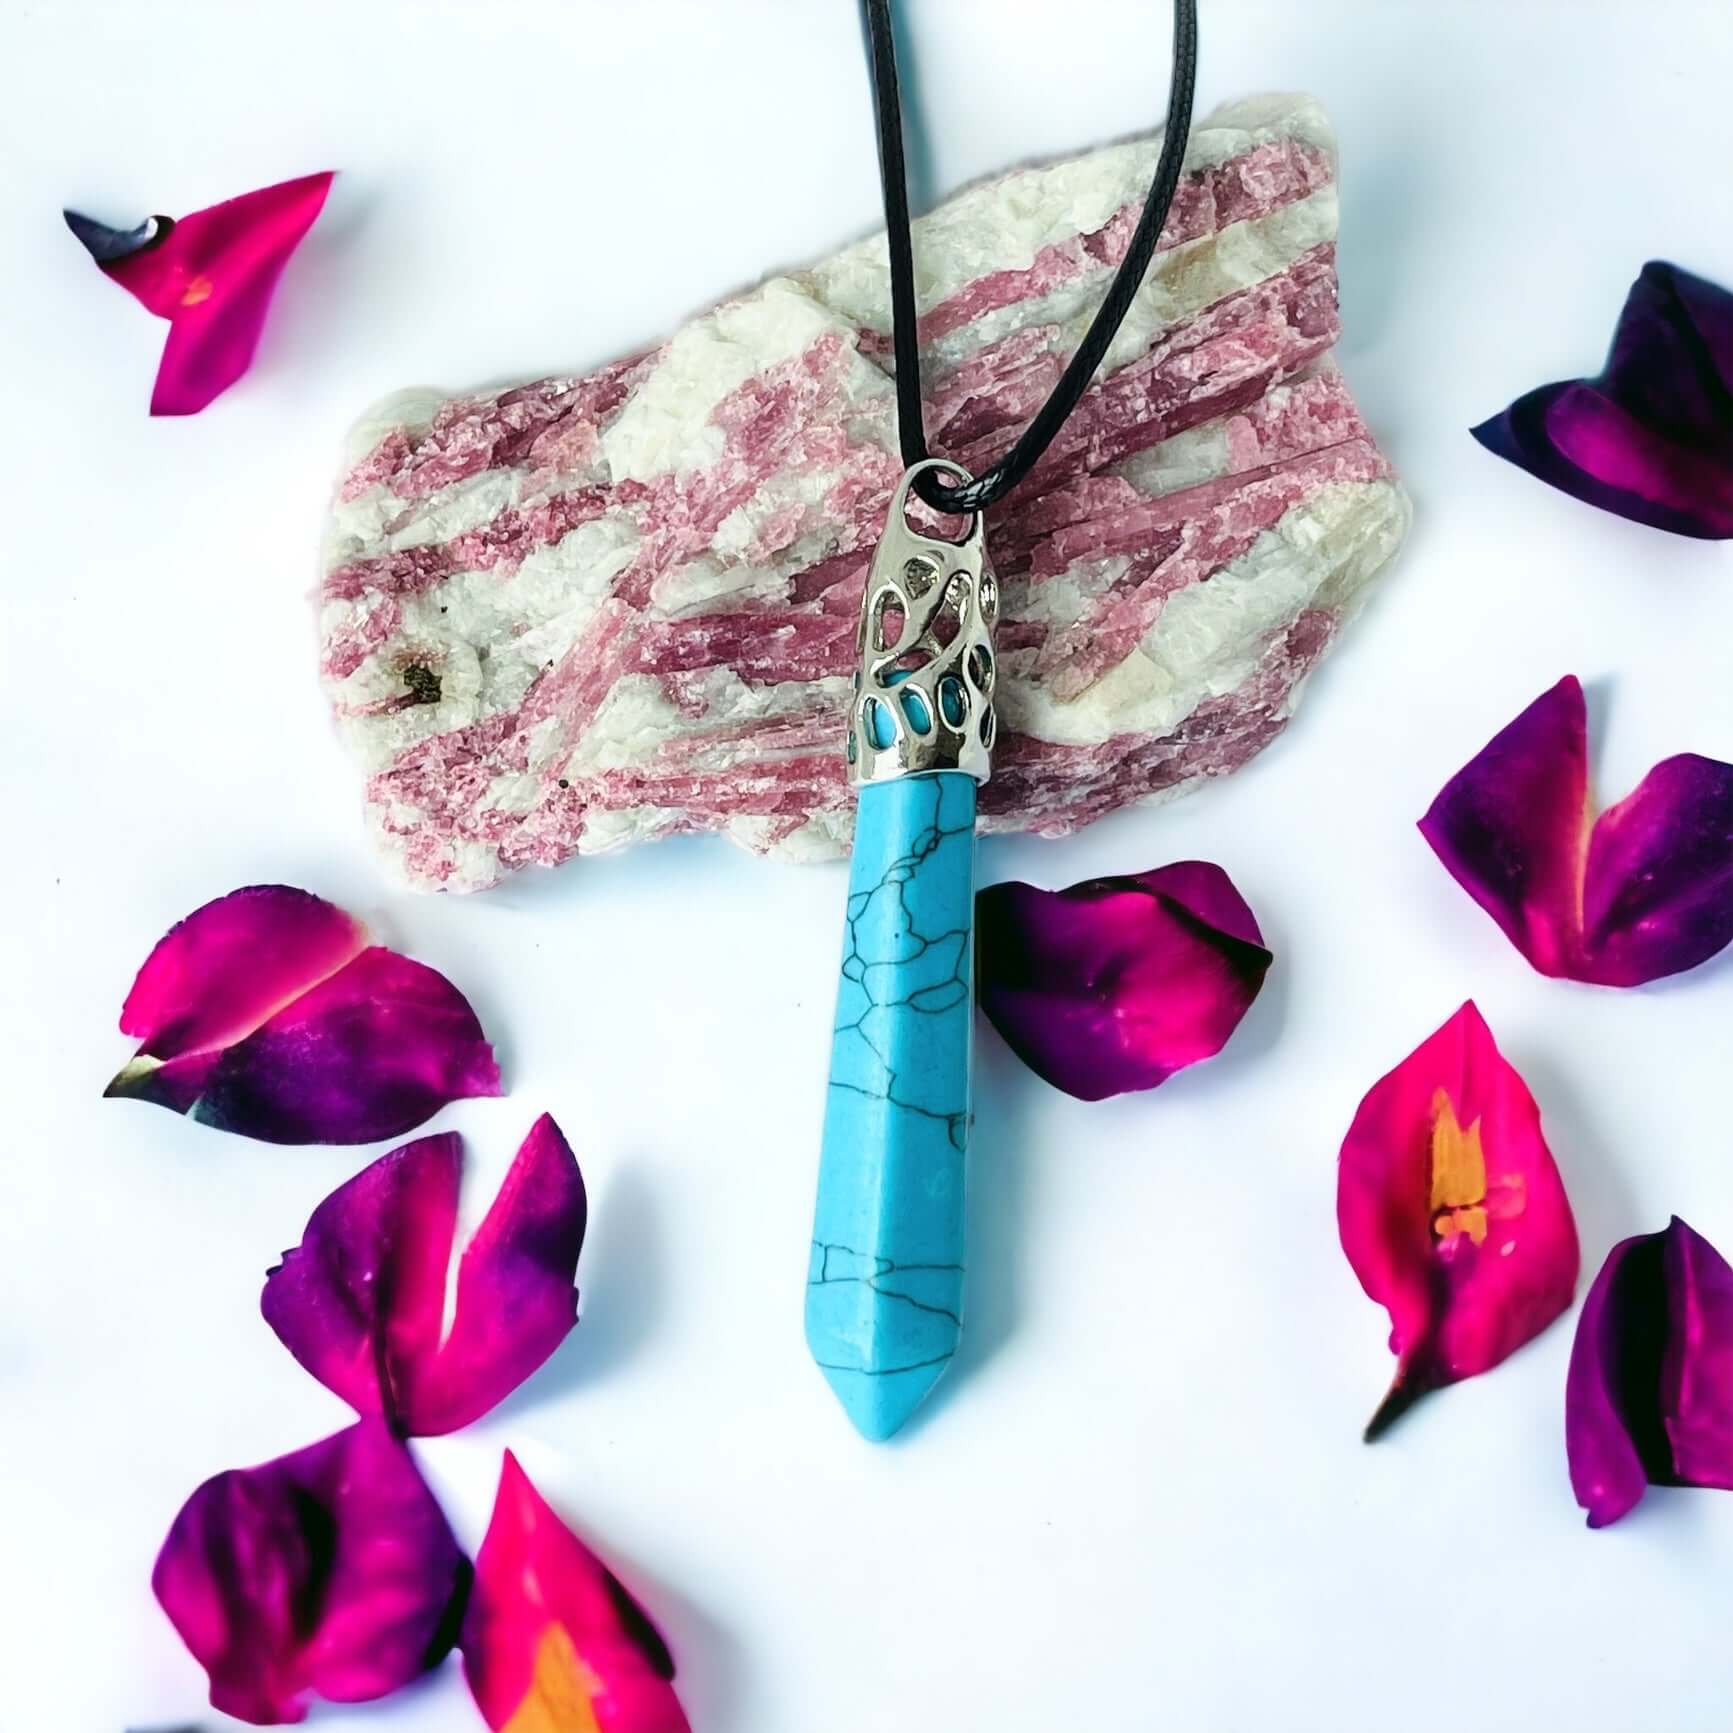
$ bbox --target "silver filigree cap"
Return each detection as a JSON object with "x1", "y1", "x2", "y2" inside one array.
[{"x1": 849, "y1": 460, "x2": 998, "y2": 786}]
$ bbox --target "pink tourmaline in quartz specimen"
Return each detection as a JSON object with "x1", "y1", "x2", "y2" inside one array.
[{"x1": 319, "y1": 94, "x2": 1408, "y2": 892}]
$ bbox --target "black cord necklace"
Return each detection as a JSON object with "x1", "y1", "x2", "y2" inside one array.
[{"x1": 863, "y1": 0, "x2": 1200, "y2": 515}]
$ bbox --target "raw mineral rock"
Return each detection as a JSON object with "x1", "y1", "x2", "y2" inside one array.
[{"x1": 319, "y1": 93, "x2": 1408, "y2": 892}]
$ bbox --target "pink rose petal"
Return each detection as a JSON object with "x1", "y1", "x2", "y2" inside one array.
[
  {"x1": 152, "y1": 1421, "x2": 468, "y2": 1725},
  {"x1": 1567, "y1": 1217, "x2": 1733, "y2": 1528},
  {"x1": 262, "y1": 1116, "x2": 585, "y2": 1435},
  {"x1": 120, "y1": 884, "x2": 365, "y2": 1060},
  {"x1": 976, "y1": 861, "x2": 1271, "y2": 1100},
  {"x1": 66, "y1": 171, "x2": 334, "y2": 415},
  {"x1": 1419, "y1": 676, "x2": 1733, "y2": 987},
  {"x1": 106, "y1": 885, "x2": 501, "y2": 1144},
  {"x1": 1338, "y1": 1001, "x2": 1579, "y2": 1439},
  {"x1": 461, "y1": 1452, "x2": 689, "y2": 1733},
  {"x1": 1472, "y1": 261, "x2": 1733, "y2": 539}
]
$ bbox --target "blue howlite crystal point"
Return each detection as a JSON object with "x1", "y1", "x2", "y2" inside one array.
[{"x1": 807, "y1": 772, "x2": 975, "y2": 1441}]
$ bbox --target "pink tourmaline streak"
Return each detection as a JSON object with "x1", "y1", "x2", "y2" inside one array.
[
  {"x1": 1337, "y1": 1002, "x2": 1579, "y2": 1439},
  {"x1": 106, "y1": 886, "x2": 501, "y2": 1143},
  {"x1": 976, "y1": 861, "x2": 1270, "y2": 1100},
  {"x1": 1567, "y1": 1217, "x2": 1733, "y2": 1528},
  {"x1": 262, "y1": 1116, "x2": 585, "y2": 1435},
  {"x1": 79, "y1": 171, "x2": 334, "y2": 415},
  {"x1": 152, "y1": 1420, "x2": 468, "y2": 1725},
  {"x1": 462, "y1": 1452, "x2": 689, "y2": 1733},
  {"x1": 1419, "y1": 675, "x2": 1733, "y2": 987}
]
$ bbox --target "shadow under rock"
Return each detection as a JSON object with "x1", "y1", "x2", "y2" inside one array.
[
  {"x1": 1333, "y1": 116, "x2": 1426, "y2": 373},
  {"x1": 892, "y1": 1026, "x2": 1044, "y2": 1442},
  {"x1": 487, "y1": 1160, "x2": 666, "y2": 1426}
]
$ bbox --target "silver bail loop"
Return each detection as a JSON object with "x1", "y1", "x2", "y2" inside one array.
[{"x1": 848, "y1": 459, "x2": 998, "y2": 787}]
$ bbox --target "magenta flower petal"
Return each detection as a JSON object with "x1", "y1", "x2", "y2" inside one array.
[
  {"x1": 152, "y1": 1421, "x2": 469, "y2": 1725},
  {"x1": 461, "y1": 1452, "x2": 689, "y2": 1733},
  {"x1": 1565, "y1": 1232, "x2": 1663, "y2": 1528},
  {"x1": 976, "y1": 861, "x2": 1271, "y2": 1101},
  {"x1": 1338, "y1": 1002, "x2": 1579, "y2": 1439},
  {"x1": 67, "y1": 171, "x2": 334, "y2": 415},
  {"x1": 1471, "y1": 260, "x2": 1733, "y2": 539},
  {"x1": 1567, "y1": 1217, "x2": 1733, "y2": 1528},
  {"x1": 107, "y1": 886, "x2": 501, "y2": 1144},
  {"x1": 262, "y1": 1115, "x2": 585, "y2": 1435},
  {"x1": 119, "y1": 885, "x2": 366, "y2": 1063},
  {"x1": 1419, "y1": 676, "x2": 1733, "y2": 986},
  {"x1": 180, "y1": 946, "x2": 502, "y2": 1144}
]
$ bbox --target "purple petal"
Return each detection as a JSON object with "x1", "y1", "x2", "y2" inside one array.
[
  {"x1": 1580, "y1": 753, "x2": 1733, "y2": 986},
  {"x1": 183, "y1": 946, "x2": 501, "y2": 1144},
  {"x1": 1567, "y1": 1218, "x2": 1733, "y2": 1528},
  {"x1": 1420, "y1": 678, "x2": 1733, "y2": 987},
  {"x1": 1472, "y1": 260, "x2": 1733, "y2": 539},
  {"x1": 976, "y1": 861, "x2": 1271, "y2": 1101},
  {"x1": 262, "y1": 1135, "x2": 460, "y2": 1426},
  {"x1": 1566, "y1": 1229, "x2": 1670, "y2": 1528},
  {"x1": 1417, "y1": 675, "x2": 1588, "y2": 980},
  {"x1": 1601, "y1": 263, "x2": 1733, "y2": 466},
  {"x1": 419, "y1": 1114, "x2": 586, "y2": 1432},
  {"x1": 110, "y1": 893, "x2": 503, "y2": 1145},
  {"x1": 1659, "y1": 1219, "x2": 1733, "y2": 1494},
  {"x1": 262, "y1": 1116, "x2": 585, "y2": 1436},
  {"x1": 152, "y1": 1421, "x2": 469, "y2": 1724}
]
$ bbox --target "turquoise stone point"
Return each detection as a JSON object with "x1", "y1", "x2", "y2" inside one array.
[{"x1": 807, "y1": 772, "x2": 975, "y2": 1441}]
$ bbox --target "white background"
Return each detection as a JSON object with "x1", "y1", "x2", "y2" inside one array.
[{"x1": 4, "y1": 4, "x2": 1732, "y2": 1729}]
